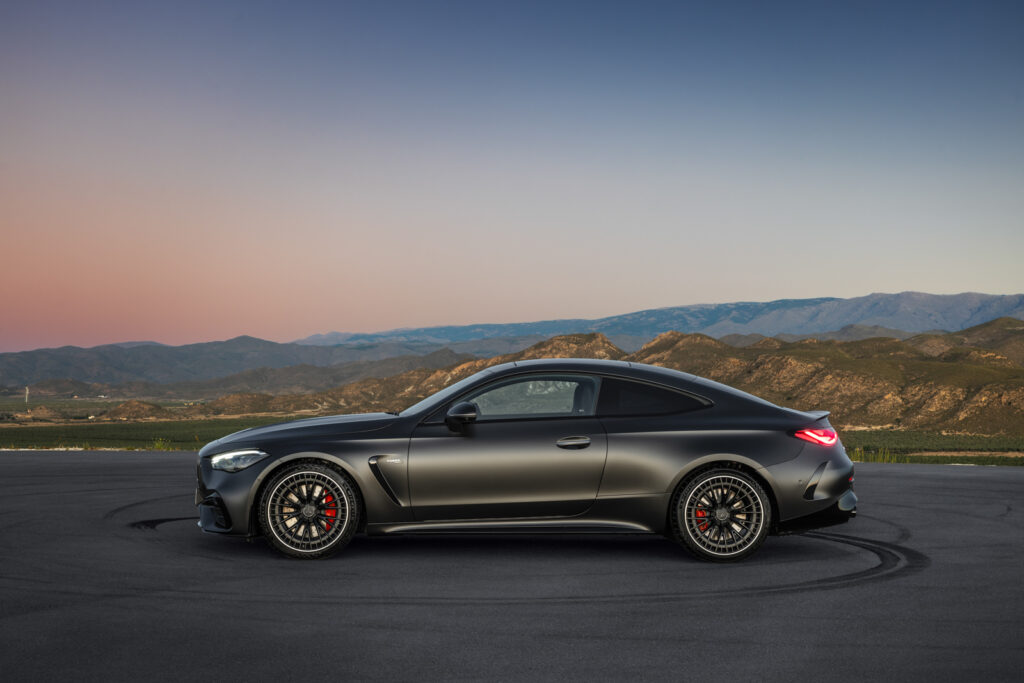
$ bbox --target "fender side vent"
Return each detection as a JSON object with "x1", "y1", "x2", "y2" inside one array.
[{"x1": 368, "y1": 456, "x2": 402, "y2": 506}]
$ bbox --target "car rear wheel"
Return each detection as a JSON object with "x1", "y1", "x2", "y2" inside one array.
[
  {"x1": 258, "y1": 462, "x2": 360, "y2": 559},
  {"x1": 671, "y1": 468, "x2": 770, "y2": 562}
]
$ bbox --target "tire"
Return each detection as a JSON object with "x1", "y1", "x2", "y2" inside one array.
[
  {"x1": 670, "y1": 467, "x2": 770, "y2": 562},
  {"x1": 258, "y1": 462, "x2": 361, "y2": 559}
]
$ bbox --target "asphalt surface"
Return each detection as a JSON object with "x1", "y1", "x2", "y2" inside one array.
[{"x1": 0, "y1": 452, "x2": 1021, "y2": 681}]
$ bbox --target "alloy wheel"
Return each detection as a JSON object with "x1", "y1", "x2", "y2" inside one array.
[
  {"x1": 265, "y1": 470, "x2": 350, "y2": 553},
  {"x1": 681, "y1": 473, "x2": 766, "y2": 558}
]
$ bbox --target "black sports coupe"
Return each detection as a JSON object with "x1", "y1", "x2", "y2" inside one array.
[{"x1": 196, "y1": 359, "x2": 857, "y2": 561}]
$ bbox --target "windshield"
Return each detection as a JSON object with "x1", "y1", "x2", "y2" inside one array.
[{"x1": 399, "y1": 369, "x2": 494, "y2": 416}]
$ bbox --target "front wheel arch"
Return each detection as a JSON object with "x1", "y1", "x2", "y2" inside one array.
[
  {"x1": 256, "y1": 461, "x2": 363, "y2": 559},
  {"x1": 249, "y1": 454, "x2": 367, "y2": 538}
]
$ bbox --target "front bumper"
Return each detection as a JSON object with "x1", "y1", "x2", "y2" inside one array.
[
  {"x1": 195, "y1": 458, "x2": 262, "y2": 536},
  {"x1": 196, "y1": 489, "x2": 232, "y2": 531}
]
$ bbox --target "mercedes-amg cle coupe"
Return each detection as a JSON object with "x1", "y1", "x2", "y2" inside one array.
[{"x1": 196, "y1": 359, "x2": 857, "y2": 561}]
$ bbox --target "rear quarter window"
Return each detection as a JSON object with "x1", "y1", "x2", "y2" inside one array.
[{"x1": 597, "y1": 377, "x2": 707, "y2": 416}]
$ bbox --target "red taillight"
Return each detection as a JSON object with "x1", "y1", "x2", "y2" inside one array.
[{"x1": 794, "y1": 428, "x2": 838, "y2": 446}]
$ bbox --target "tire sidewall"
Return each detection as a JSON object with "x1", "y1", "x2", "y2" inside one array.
[
  {"x1": 670, "y1": 467, "x2": 770, "y2": 562},
  {"x1": 258, "y1": 462, "x2": 360, "y2": 560}
]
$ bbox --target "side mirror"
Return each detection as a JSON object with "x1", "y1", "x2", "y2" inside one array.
[{"x1": 445, "y1": 401, "x2": 478, "y2": 432}]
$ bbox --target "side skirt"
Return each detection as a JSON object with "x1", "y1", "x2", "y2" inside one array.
[{"x1": 368, "y1": 518, "x2": 655, "y2": 535}]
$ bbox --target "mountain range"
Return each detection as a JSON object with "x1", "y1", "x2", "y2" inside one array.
[
  {"x1": 1, "y1": 291, "x2": 1022, "y2": 390},
  {"x1": 17, "y1": 349, "x2": 475, "y2": 400},
  {"x1": 8, "y1": 317, "x2": 1024, "y2": 435},
  {"x1": 295, "y1": 291, "x2": 1024, "y2": 345},
  {"x1": 137, "y1": 317, "x2": 1024, "y2": 435}
]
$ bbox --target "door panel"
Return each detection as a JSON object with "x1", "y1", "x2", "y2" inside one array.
[{"x1": 408, "y1": 418, "x2": 608, "y2": 521}]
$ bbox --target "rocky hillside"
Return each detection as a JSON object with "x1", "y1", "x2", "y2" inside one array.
[
  {"x1": 626, "y1": 323, "x2": 1024, "y2": 434},
  {"x1": 180, "y1": 321, "x2": 1024, "y2": 435},
  {"x1": 904, "y1": 317, "x2": 1024, "y2": 367}
]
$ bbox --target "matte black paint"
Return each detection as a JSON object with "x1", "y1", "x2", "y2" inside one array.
[{"x1": 196, "y1": 359, "x2": 856, "y2": 547}]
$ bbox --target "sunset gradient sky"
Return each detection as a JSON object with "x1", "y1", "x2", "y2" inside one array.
[{"x1": 2, "y1": 1, "x2": 1022, "y2": 352}]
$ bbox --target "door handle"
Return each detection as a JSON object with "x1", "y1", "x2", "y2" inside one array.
[{"x1": 556, "y1": 436, "x2": 591, "y2": 449}]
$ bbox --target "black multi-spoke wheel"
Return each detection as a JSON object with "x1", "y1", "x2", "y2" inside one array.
[
  {"x1": 670, "y1": 468, "x2": 770, "y2": 562},
  {"x1": 258, "y1": 463, "x2": 360, "y2": 559}
]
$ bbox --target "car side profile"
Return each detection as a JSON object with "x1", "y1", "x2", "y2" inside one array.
[{"x1": 196, "y1": 359, "x2": 857, "y2": 561}]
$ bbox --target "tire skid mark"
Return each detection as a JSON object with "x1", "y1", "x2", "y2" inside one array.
[
  {"x1": 109, "y1": 520, "x2": 931, "y2": 606},
  {"x1": 855, "y1": 512, "x2": 913, "y2": 543},
  {"x1": 129, "y1": 517, "x2": 198, "y2": 530},
  {"x1": 4, "y1": 484, "x2": 170, "y2": 500},
  {"x1": 0, "y1": 533, "x2": 930, "y2": 617},
  {"x1": 102, "y1": 493, "x2": 192, "y2": 520}
]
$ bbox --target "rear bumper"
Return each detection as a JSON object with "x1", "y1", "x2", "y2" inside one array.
[{"x1": 776, "y1": 489, "x2": 857, "y2": 535}]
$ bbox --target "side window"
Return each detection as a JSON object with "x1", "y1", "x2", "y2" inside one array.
[
  {"x1": 597, "y1": 377, "x2": 706, "y2": 416},
  {"x1": 462, "y1": 375, "x2": 599, "y2": 419}
]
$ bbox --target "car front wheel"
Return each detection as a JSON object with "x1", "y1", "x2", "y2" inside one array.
[
  {"x1": 258, "y1": 462, "x2": 360, "y2": 559},
  {"x1": 671, "y1": 467, "x2": 770, "y2": 562}
]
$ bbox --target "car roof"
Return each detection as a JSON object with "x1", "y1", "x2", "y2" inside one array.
[
  {"x1": 503, "y1": 358, "x2": 697, "y2": 385},
  {"x1": 499, "y1": 358, "x2": 787, "y2": 414},
  {"x1": 512, "y1": 358, "x2": 631, "y2": 371}
]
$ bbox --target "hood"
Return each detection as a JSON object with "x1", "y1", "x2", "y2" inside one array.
[{"x1": 200, "y1": 412, "x2": 398, "y2": 456}]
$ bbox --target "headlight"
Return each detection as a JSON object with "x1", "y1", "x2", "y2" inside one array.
[{"x1": 210, "y1": 449, "x2": 269, "y2": 472}]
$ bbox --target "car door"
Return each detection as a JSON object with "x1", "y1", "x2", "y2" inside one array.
[{"x1": 408, "y1": 373, "x2": 608, "y2": 521}]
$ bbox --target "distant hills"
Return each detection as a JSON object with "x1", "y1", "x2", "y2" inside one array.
[
  {"x1": 1, "y1": 291, "x2": 1021, "y2": 390},
  {"x1": 141, "y1": 318, "x2": 1024, "y2": 435},
  {"x1": 295, "y1": 292, "x2": 1024, "y2": 345},
  {"x1": 8, "y1": 318, "x2": 1024, "y2": 435},
  {"x1": 0, "y1": 336, "x2": 525, "y2": 388},
  {"x1": 19, "y1": 349, "x2": 475, "y2": 400}
]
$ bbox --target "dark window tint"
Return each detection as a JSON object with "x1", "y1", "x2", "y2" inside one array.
[{"x1": 597, "y1": 378, "x2": 705, "y2": 416}]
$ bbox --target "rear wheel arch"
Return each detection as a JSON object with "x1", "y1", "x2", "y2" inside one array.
[
  {"x1": 667, "y1": 460, "x2": 777, "y2": 560},
  {"x1": 668, "y1": 458, "x2": 780, "y2": 532},
  {"x1": 718, "y1": 462, "x2": 779, "y2": 533}
]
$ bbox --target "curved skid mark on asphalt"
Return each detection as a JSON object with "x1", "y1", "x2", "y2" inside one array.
[
  {"x1": 102, "y1": 493, "x2": 192, "y2": 520},
  {"x1": 118, "y1": 516, "x2": 242, "y2": 565},
  {"x1": 855, "y1": 512, "x2": 913, "y2": 543},
  {"x1": 129, "y1": 517, "x2": 198, "y2": 530},
  {"x1": 4, "y1": 484, "x2": 170, "y2": 500},
  {"x1": 121, "y1": 519, "x2": 931, "y2": 606}
]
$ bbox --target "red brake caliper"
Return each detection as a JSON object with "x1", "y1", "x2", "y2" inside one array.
[
  {"x1": 323, "y1": 494, "x2": 336, "y2": 530},
  {"x1": 695, "y1": 508, "x2": 709, "y2": 531}
]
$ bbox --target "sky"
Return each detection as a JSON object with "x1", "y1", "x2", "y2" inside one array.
[{"x1": 1, "y1": 1, "x2": 1022, "y2": 352}]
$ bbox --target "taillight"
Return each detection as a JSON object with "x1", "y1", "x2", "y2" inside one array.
[{"x1": 794, "y1": 428, "x2": 838, "y2": 446}]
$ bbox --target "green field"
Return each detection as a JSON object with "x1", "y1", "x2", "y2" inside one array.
[
  {"x1": 0, "y1": 397, "x2": 193, "y2": 419},
  {"x1": 0, "y1": 417, "x2": 283, "y2": 450},
  {"x1": 849, "y1": 448, "x2": 1024, "y2": 466},
  {"x1": 841, "y1": 430, "x2": 1024, "y2": 466},
  {"x1": 840, "y1": 430, "x2": 1024, "y2": 453}
]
